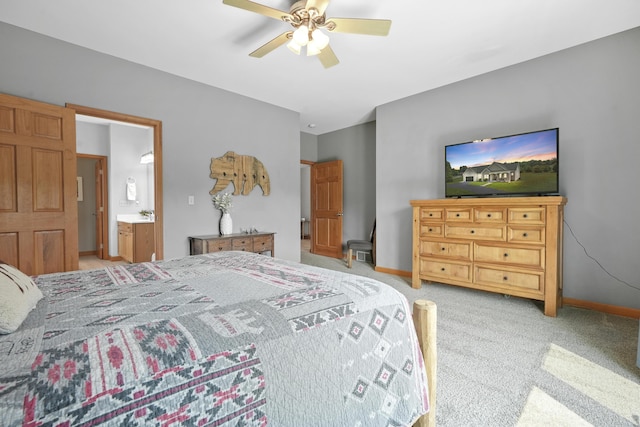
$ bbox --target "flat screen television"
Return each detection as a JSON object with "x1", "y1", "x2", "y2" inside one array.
[{"x1": 445, "y1": 128, "x2": 559, "y2": 198}]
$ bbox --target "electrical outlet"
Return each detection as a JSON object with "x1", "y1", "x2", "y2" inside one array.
[{"x1": 188, "y1": 195, "x2": 195, "y2": 205}]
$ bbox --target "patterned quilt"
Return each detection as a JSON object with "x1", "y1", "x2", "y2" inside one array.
[{"x1": 0, "y1": 251, "x2": 429, "y2": 426}]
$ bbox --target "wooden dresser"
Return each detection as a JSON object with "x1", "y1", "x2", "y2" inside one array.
[
  {"x1": 189, "y1": 232, "x2": 275, "y2": 257},
  {"x1": 411, "y1": 196, "x2": 567, "y2": 316}
]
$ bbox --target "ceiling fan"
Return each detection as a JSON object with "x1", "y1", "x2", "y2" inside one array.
[{"x1": 222, "y1": 0, "x2": 392, "y2": 68}]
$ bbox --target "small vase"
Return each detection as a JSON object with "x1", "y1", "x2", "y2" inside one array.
[{"x1": 220, "y1": 212, "x2": 232, "y2": 235}]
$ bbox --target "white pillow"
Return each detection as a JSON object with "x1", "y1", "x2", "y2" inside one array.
[{"x1": 0, "y1": 262, "x2": 43, "y2": 334}]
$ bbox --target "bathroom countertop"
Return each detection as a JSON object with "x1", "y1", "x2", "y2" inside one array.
[{"x1": 116, "y1": 214, "x2": 154, "y2": 224}]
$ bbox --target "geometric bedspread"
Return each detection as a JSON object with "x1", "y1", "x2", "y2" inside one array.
[{"x1": 0, "y1": 251, "x2": 429, "y2": 426}]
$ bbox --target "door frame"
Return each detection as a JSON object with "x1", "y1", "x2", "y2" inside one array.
[{"x1": 67, "y1": 103, "x2": 164, "y2": 260}]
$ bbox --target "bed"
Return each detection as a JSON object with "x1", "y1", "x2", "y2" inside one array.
[{"x1": 0, "y1": 251, "x2": 435, "y2": 426}]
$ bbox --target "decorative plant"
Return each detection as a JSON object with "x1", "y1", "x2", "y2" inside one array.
[
  {"x1": 212, "y1": 192, "x2": 233, "y2": 214},
  {"x1": 139, "y1": 209, "x2": 153, "y2": 217}
]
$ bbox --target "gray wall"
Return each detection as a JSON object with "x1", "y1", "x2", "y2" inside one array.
[
  {"x1": 377, "y1": 27, "x2": 640, "y2": 309},
  {"x1": 300, "y1": 132, "x2": 318, "y2": 162},
  {"x1": 318, "y1": 122, "x2": 376, "y2": 245},
  {"x1": 0, "y1": 22, "x2": 301, "y2": 262}
]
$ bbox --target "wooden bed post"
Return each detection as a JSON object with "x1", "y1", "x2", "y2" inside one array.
[{"x1": 413, "y1": 299, "x2": 437, "y2": 427}]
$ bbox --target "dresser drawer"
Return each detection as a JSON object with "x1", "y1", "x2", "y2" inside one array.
[
  {"x1": 474, "y1": 243, "x2": 544, "y2": 268},
  {"x1": 420, "y1": 259, "x2": 472, "y2": 283},
  {"x1": 445, "y1": 208, "x2": 473, "y2": 222},
  {"x1": 474, "y1": 264, "x2": 544, "y2": 292},
  {"x1": 232, "y1": 237, "x2": 252, "y2": 251},
  {"x1": 445, "y1": 224, "x2": 506, "y2": 241},
  {"x1": 420, "y1": 208, "x2": 443, "y2": 221},
  {"x1": 420, "y1": 223, "x2": 443, "y2": 237},
  {"x1": 253, "y1": 235, "x2": 273, "y2": 252},
  {"x1": 420, "y1": 240, "x2": 471, "y2": 261},
  {"x1": 205, "y1": 239, "x2": 232, "y2": 252},
  {"x1": 508, "y1": 207, "x2": 545, "y2": 225},
  {"x1": 474, "y1": 208, "x2": 507, "y2": 223},
  {"x1": 508, "y1": 226, "x2": 545, "y2": 245}
]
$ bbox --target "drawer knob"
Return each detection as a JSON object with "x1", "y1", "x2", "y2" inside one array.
[
  {"x1": 456, "y1": 213, "x2": 460, "y2": 217},
  {"x1": 441, "y1": 267, "x2": 446, "y2": 271},
  {"x1": 487, "y1": 214, "x2": 492, "y2": 218},
  {"x1": 523, "y1": 214, "x2": 528, "y2": 218},
  {"x1": 470, "y1": 230, "x2": 475, "y2": 234},
  {"x1": 428, "y1": 228, "x2": 433, "y2": 232},
  {"x1": 523, "y1": 233, "x2": 528, "y2": 237},
  {"x1": 429, "y1": 213, "x2": 433, "y2": 217},
  {"x1": 503, "y1": 253, "x2": 509, "y2": 257},
  {"x1": 441, "y1": 247, "x2": 446, "y2": 251},
  {"x1": 503, "y1": 276, "x2": 508, "y2": 281},
  {"x1": 218, "y1": 247, "x2": 223, "y2": 250}
]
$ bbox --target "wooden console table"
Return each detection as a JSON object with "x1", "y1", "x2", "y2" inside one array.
[{"x1": 189, "y1": 232, "x2": 275, "y2": 257}]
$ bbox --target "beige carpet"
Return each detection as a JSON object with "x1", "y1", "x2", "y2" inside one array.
[{"x1": 300, "y1": 251, "x2": 640, "y2": 426}]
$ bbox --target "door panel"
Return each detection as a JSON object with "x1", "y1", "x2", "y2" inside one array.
[
  {"x1": 0, "y1": 144, "x2": 17, "y2": 211},
  {"x1": 34, "y1": 230, "x2": 65, "y2": 273},
  {"x1": 311, "y1": 160, "x2": 343, "y2": 258},
  {"x1": 0, "y1": 93, "x2": 78, "y2": 275},
  {"x1": 33, "y1": 149, "x2": 64, "y2": 211}
]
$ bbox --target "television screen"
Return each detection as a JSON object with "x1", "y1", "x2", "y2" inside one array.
[{"x1": 445, "y1": 128, "x2": 559, "y2": 198}]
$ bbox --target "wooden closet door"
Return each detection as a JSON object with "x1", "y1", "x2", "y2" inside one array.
[
  {"x1": 0, "y1": 93, "x2": 78, "y2": 274},
  {"x1": 311, "y1": 160, "x2": 344, "y2": 258}
]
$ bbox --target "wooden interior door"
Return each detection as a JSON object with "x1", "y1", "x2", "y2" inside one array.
[
  {"x1": 94, "y1": 157, "x2": 105, "y2": 259},
  {"x1": 0, "y1": 93, "x2": 78, "y2": 274},
  {"x1": 311, "y1": 160, "x2": 343, "y2": 258}
]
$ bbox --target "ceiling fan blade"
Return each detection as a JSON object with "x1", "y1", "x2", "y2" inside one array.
[
  {"x1": 305, "y1": 0, "x2": 330, "y2": 15},
  {"x1": 326, "y1": 18, "x2": 391, "y2": 36},
  {"x1": 249, "y1": 32, "x2": 292, "y2": 58},
  {"x1": 318, "y1": 45, "x2": 339, "y2": 68},
  {"x1": 223, "y1": 0, "x2": 291, "y2": 21}
]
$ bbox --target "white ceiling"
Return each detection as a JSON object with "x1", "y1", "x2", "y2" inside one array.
[{"x1": 2, "y1": 0, "x2": 640, "y2": 135}]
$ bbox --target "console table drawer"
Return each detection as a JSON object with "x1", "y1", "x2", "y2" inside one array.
[
  {"x1": 205, "y1": 239, "x2": 232, "y2": 252},
  {"x1": 232, "y1": 237, "x2": 252, "y2": 251},
  {"x1": 253, "y1": 235, "x2": 274, "y2": 253}
]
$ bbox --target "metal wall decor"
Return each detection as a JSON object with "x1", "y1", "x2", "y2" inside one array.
[{"x1": 209, "y1": 151, "x2": 271, "y2": 196}]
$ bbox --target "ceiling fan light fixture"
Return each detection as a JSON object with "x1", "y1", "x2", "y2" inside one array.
[
  {"x1": 306, "y1": 41, "x2": 321, "y2": 56},
  {"x1": 292, "y1": 25, "x2": 309, "y2": 46},
  {"x1": 311, "y1": 29, "x2": 329, "y2": 50},
  {"x1": 287, "y1": 39, "x2": 302, "y2": 55}
]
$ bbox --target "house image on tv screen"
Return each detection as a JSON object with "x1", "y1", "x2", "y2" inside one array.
[{"x1": 462, "y1": 161, "x2": 521, "y2": 183}]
